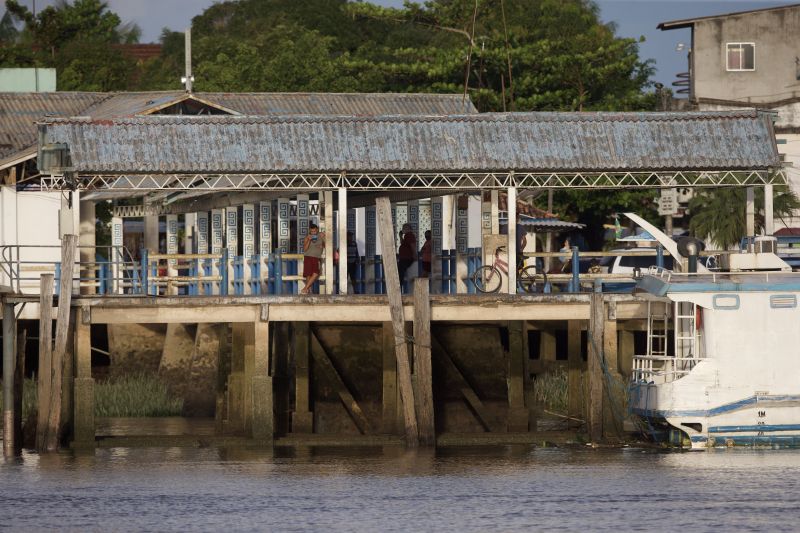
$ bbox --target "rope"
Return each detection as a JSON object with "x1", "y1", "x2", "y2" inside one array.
[{"x1": 394, "y1": 334, "x2": 431, "y2": 350}]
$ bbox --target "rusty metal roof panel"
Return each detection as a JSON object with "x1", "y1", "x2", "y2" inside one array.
[{"x1": 39, "y1": 110, "x2": 781, "y2": 174}]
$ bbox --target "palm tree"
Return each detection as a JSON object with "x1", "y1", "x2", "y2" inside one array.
[{"x1": 688, "y1": 186, "x2": 800, "y2": 249}]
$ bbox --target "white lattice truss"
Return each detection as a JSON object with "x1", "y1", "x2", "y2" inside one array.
[{"x1": 41, "y1": 169, "x2": 787, "y2": 192}]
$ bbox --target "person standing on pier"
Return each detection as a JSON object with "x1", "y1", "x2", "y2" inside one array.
[
  {"x1": 398, "y1": 223, "x2": 417, "y2": 283},
  {"x1": 301, "y1": 223, "x2": 325, "y2": 294},
  {"x1": 346, "y1": 231, "x2": 360, "y2": 293}
]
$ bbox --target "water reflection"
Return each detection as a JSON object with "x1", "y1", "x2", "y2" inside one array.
[{"x1": 3, "y1": 446, "x2": 800, "y2": 531}]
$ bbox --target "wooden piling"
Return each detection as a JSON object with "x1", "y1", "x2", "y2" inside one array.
[
  {"x1": 506, "y1": 321, "x2": 529, "y2": 432},
  {"x1": 73, "y1": 312, "x2": 94, "y2": 447},
  {"x1": 602, "y1": 310, "x2": 619, "y2": 438},
  {"x1": 381, "y1": 322, "x2": 398, "y2": 434},
  {"x1": 413, "y1": 278, "x2": 434, "y2": 445},
  {"x1": 588, "y1": 291, "x2": 604, "y2": 443},
  {"x1": 36, "y1": 274, "x2": 54, "y2": 452},
  {"x1": 13, "y1": 330, "x2": 26, "y2": 451},
  {"x1": 376, "y1": 196, "x2": 418, "y2": 445},
  {"x1": 567, "y1": 320, "x2": 584, "y2": 421},
  {"x1": 46, "y1": 234, "x2": 77, "y2": 451},
  {"x1": 2, "y1": 300, "x2": 16, "y2": 458},
  {"x1": 292, "y1": 321, "x2": 313, "y2": 433}
]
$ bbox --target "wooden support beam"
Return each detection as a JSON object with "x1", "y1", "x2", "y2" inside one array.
[
  {"x1": 310, "y1": 328, "x2": 371, "y2": 435},
  {"x1": 618, "y1": 330, "x2": 635, "y2": 378},
  {"x1": 73, "y1": 315, "x2": 94, "y2": 447},
  {"x1": 46, "y1": 234, "x2": 77, "y2": 451},
  {"x1": 540, "y1": 330, "x2": 557, "y2": 369},
  {"x1": 567, "y1": 320, "x2": 584, "y2": 421},
  {"x1": 588, "y1": 291, "x2": 604, "y2": 443},
  {"x1": 376, "y1": 196, "x2": 418, "y2": 445},
  {"x1": 2, "y1": 300, "x2": 16, "y2": 458},
  {"x1": 36, "y1": 274, "x2": 54, "y2": 452},
  {"x1": 602, "y1": 312, "x2": 619, "y2": 439},
  {"x1": 506, "y1": 320, "x2": 529, "y2": 432},
  {"x1": 13, "y1": 329, "x2": 26, "y2": 452},
  {"x1": 226, "y1": 323, "x2": 246, "y2": 433},
  {"x1": 432, "y1": 335, "x2": 501, "y2": 433},
  {"x1": 292, "y1": 322, "x2": 313, "y2": 433},
  {"x1": 381, "y1": 322, "x2": 398, "y2": 434},
  {"x1": 413, "y1": 278, "x2": 434, "y2": 445}
]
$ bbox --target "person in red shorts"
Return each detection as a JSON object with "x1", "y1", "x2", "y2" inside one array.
[{"x1": 301, "y1": 223, "x2": 325, "y2": 294}]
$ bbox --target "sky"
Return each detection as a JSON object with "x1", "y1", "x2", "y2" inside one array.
[{"x1": 7, "y1": 0, "x2": 794, "y2": 86}]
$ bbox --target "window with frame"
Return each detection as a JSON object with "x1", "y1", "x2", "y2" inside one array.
[{"x1": 726, "y1": 42, "x2": 755, "y2": 71}]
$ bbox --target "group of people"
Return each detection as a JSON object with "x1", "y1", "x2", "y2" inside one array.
[{"x1": 300, "y1": 223, "x2": 432, "y2": 294}]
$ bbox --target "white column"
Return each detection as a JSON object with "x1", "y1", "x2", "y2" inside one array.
[
  {"x1": 166, "y1": 214, "x2": 178, "y2": 294},
  {"x1": 277, "y1": 198, "x2": 290, "y2": 253},
  {"x1": 111, "y1": 215, "x2": 123, "y2": 294},
  {"x1": 196, "y1": 211, "x2": 209, "y2": 295},
  {"x1": 59, "y1": 193, "x2": 76, "y2": 237},
  {"x1": 507, "y1": 187, "x2": 517, "y2": 294},
  {"x1": 242, "y1": 204, "x2": 255, "y2": 294},
  {"x1": 184, "y1": 212, "x2": 196, "y2": 254},
  {"x1": 338, "y1": 188, "x2": 348, "y2": 295},
  {"x1": 323, "y1": 191, "x2": 334, "y2": 294},
  {"x1": 211, "y1": 208, "x2": 225, "y2": 294},
  {"x1": 79, "y1": 199, "x2": 96, "y2": 294},
  {"x1": 455, "y1": 195, "x2": 469, "y2": 293},
  {"x1": 746, "y1": 186, "x2": 755, "y2": 239},
  {"x1": 296, "y1": 193, "x2": 310, "y2": 253},
  {"x1": 765, "y1": 184, "x2": 774, "y2": 236},
  {"x1": 431, "y1": 197, "x2": 444, "y2": 294},
  {"x1": 225, "y1": 206, "x2": 238, "y2": 294},
  {"x1": 259, "y1": 201, "x2": 272, "y2": 256}
]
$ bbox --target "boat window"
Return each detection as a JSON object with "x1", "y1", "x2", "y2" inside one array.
[
  {"x1": 770, "y1": 295, "x2": 797, "y2": 309},
  {"x1": 618, "y1": 255, "x2": 673, "y2": 269},
  {"x1": 713, "y1": 294, "x2": 740, "y2": 310}
]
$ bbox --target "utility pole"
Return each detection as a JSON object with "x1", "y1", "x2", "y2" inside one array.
[{"x1": 182, "y1": 28, "x2": 194, "y2": 93}]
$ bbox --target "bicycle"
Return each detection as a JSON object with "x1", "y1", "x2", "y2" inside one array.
[{"x1": 472, "y1": 246, "x2": 547, "y2": 293}]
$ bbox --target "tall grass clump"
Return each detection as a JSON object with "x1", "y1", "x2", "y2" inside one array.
[
  {"x1": 94, "y1": 373, "x2": 183, "y2": 417},
  {"x1": 533, "y1": 366, "x2": 568, "y2": 413}
]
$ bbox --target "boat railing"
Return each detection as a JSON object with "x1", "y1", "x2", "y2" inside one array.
[{"x1": 632, "y1": 354, "x2": 699, "y2": 383}]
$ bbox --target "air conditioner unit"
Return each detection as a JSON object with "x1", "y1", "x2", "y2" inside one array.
[{"x1": 754, "y1": 236, "x2": 777, "y2": 254}]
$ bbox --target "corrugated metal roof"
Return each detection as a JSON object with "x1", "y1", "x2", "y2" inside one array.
[
  {"x1": 0, "y1": 91, "x2": 476, "y2": 160},
  {"x1": 39, "y1": 110, "x2": 782, "y2": 174},
  {"x1": 0, "y1": 92, "x2": 107, "y2": 158}
]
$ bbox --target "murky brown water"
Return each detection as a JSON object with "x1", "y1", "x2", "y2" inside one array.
[{"x1": 3, "y1": 444, "x2": 800, "y2": 532}]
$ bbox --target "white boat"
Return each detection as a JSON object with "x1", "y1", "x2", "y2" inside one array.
[{"x1": 630, "y1": 259, "x2": 800, "y2": 448}]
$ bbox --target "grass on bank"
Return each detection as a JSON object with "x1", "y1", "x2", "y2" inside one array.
[
  {"x1": 533, "y1": 366, "x2": 568, "y2": 413},
  {"x1": 1, "y1": 373, "x2": 183, "y2": 418}
]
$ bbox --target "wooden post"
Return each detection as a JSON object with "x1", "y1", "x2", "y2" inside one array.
[
  {"x1": 603, "y1": 308, "x2": 618, "y2": 438},
  {"x1": 539, "y1": 329, "x2": 557, "y2": 370},
  {"x1": 381, "y1": 322, "x2": 398, "y2": 434},
  {"x1": 46, "y1": 234, "x2": 77, "y2": 451},
  {"x1": 73, "y1": 311, "x2": 94, "y2": 447},
  {"x1": 338, "y1": 188, "x2": 348, "y2": 294},
  {"x1": 226, "y1": 323, "x2": 246, "y2": 433},
  {"x1": 13, "y1": 329, "x2": 26, "y2": 451},
  {"x1": 251, "y1": 319, "x2": 272, "y2": 442},
  {"x1": 413, "y1": 278, "x2": 434, "y2": 445},
  {"x1": 507, "y1": 321, "x2": 529, "y2": 432},
  {"x1": 292, "y1": 322, "x2": 313, "y2": 432},
  {"x1": 588, "y1": 290, "x2": 604, "y2": 443},
  {"x1": 2, "y1": 300, "x2": 16, "y2": 457},
  {"x1": 618, "y1": 330, "x2": 635, "y2": 379},
  {"x1": 376, "y1": 196, "x2": 419, "y2": 445},
  {"x1": 36, "y1": 274, "x2": 54, "y2": 452},
  {"x1": 567, "y1": 320, "x2": 584, "y2": 420},
  {"x1": 507, "y1": 187, "x2": 517, "y2": 294}
]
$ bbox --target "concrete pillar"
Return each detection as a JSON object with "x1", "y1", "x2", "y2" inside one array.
[
  {"x1": 226, "y1": 323, "x2": 246, "y2": 433},
  {"x1": 431, "y1": 197, "x2": 444, "y2": 294},
  {"x1": 73, "y1": 316, "x2": 94, "y2": 448},
  {"x1": 507, "y1": 321, "x2": 529, "y2": 432},
  {"x1": 323, "y1": 192, "x2": 334, "y2": 294},
  {"x1": 292, "y1": 322, "x2": 313, "y2": 432},
  {"x1": 166, "y1": 214, "x2": 178, "y2": 294},
  {"x1": 3, "y1": 301, "x2": 16, "y2": 457},
  {"x1": 210, "y1": 209, "x2": 224, "y2": 295},
  {"x1": 225, "y1": 207, "x2": 237, "y2": 294},
  {"x1": 277, "y1": 198, "x2": 290, "y2": 254},
  {"x1": 242, "y1": 204, "x2": 255, "y2": 294},
  {"x1": 79, "y1": 200, "x2": 96, "y2": 295},
  {"x1": 455, "y1": 196, "x2": 468, "y2": 293},
  {"x1": 507, "y1": 187, "x2": 517, "y2": 294},
  {"x1": 567, "y1": 320, "x2": 584, "y2": 420},
  {"x1": 338, "y1": 188, "x2": 348, "y2": 294},
  {"x1": 251, "y1": 320, "x2": 272, "y2": 442},
  {"x1": 259, "y1": 201, "x2": 272, "y2": 256},
  {"x1": 746, "y1": 186, "x2": 755, "y2": 238},
  {"x1": 296, "y1": 194, "x2": 310, "y2": 253},
  {"x1": 184, "y1": 213, "x2": 196, "y2": 254},
  {"x1": 765, "y1": 184, "x2": 774, "y2": 236},
  {"x1": 110, "y1": 215, "x2": 123, "y2": 294},
  {"x1": 59, "y1": 193, "x2": 76, "y2": 237}
]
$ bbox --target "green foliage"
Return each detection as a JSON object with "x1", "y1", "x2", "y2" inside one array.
[
  {"x1": 94, "y1": 373, "x2": 183, "y2": 417},
  {"x1": 533, "y1": 366, "x2": 568, "y2": 412},
  {"x1": 689, "y1": 186, "x2": 800, "y2": 249}
]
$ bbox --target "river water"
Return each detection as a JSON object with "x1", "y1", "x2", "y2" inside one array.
[{"x1": 3, "y1": 445, "x2": 800, "y2": 532}]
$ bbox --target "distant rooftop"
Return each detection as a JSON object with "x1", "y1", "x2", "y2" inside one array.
[{"x1": 658, "y1": 3, "x2": 800, "y2": 30}]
